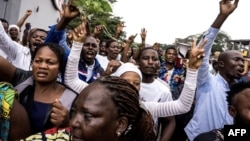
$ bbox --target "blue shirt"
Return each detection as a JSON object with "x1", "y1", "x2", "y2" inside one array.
[
  {"x1": 45, "y1": 25, "x2": 70, "y2": 59},
  {"x1": 23, "y1": 101, "x2": 51, "y2": 134},
  {"x1": 184, "y1": 27, "x2": 233, "y2": 141}
]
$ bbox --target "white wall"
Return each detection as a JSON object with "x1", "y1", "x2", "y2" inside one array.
[{"x1": 18, "y1": 0, "x2": 60, "y2": 31}]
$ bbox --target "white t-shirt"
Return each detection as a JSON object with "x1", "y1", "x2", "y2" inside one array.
[
  {"x1": 140, "y1": 79, "x2": 172, "y2": 103},
  {"x1": 96, "y1": 55, "x2": 109, "y2": 70},
  {"x1": 86, "y1": 61, "x2": 95, "y2": 81},
  {"x1": 140, "y1": 78, "x2": 173, "y2": 130},
  {"x1": 96, "y1": 54, "x2": 121, "y2": 71}
]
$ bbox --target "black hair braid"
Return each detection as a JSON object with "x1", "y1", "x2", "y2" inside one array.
[
  {"x1": 98, "y1": 76, "x2": 139, "y2": 120},
  {"x1": 96, "y1": 76, "x2": 156, "y2": 141}
]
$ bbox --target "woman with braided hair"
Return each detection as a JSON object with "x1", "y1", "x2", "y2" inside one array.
[
  {"x1": 22, "y1": 76, "x2": 155, "y2": 141},
  {"x1": 70, "y1": 76, "x2": 155, "y2": 141}
]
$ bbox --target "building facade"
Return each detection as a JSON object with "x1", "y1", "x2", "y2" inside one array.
[{"x1": 0, "y1": 0, "x2": 65, "y2": 31}]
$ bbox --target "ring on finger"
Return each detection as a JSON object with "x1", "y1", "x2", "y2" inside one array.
[{"x1": 110, "y1": 66, "x2": 113, "y2": 72}]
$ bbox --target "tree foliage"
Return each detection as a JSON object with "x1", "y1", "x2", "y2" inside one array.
[
  {"x1": 68, "y1": 0, "x2": 125, "y2": 41},
  {"x1": 185, "y1": 30, "x2": 235, "y2": 54}
]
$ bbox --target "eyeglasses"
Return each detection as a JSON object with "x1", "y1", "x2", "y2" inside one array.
[{"x1": 83, "y1": 43, "x2": 98, "y2": 48}]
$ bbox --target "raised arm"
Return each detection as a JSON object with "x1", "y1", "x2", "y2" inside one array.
[
  {"x1": 134, "y1": 28, "x2": 147, "y2": 61},
  {"x1": 45, "y1": 3, "x2": 80, "y2": 58},
  {"x1": 143, "y1": 39, "x2": 207, "y2": 117},
  {"x1": 114, "y1": 22, "x2": 124, "y2": 39},
  {"x1": 92, "y1": 25, "x2": 104, "y2": 39},
  {"x1": 16, "y1": 9, "x2": 32, "y2": 31},
  {"x1": 197, "y1": 0, "x2": 239, "y2": 87},
  {"x1": 139, "y1": 28, "x2": 147, "y2": 50},
  {"x1": 64, "y1": 22, "x2": 88, "y2": 93},
  {"x1": 211, "y1": 0, "x2": 238, "y2": 29},
  {"x1": 121, "y1": 34, "x2": 137, "y2": 63},
  {"x1": 0, "y1": 22, "x2": 25, "y2": 61}
]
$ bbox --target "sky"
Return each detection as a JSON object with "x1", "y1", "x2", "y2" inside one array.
[{"x1": 112, "y1": 0, "x2": 250, "y2": 45}]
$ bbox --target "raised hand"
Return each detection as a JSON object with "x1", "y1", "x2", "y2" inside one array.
[
  {"x1": 140, "y1": 28, "x2": 147, "y2": 41},
  {"x1": 62, "y1": 4, "x2": 80, "y2": 20},
  {"x1": 188, "y1": 38, "x2": 207, "y2": 69},
  {"x1": 116, "y1": 22, "x2": 125, "y2": 34},
  {"x1": 152, "y1": 42, "x2": 160, "y2": 51},
  {"x1": 25, "y1": 9, "x2": 32, "y2": 16},
  {"x1": 72, "y1": 21, "x2": 87, "y2": 43},
  {"x1": 128, "y1": 33, "x2": 137, "y2": 44},
  {"x1": 93, "y1": 25, "x2": 104, "y2": 36},
  {"x1": 121, "y1": 42, "x2": 128, "y2": 49},
  {"x1": 50, "y1": 99, "x2": 70, "y2": 127},
  {"x1": 219, "y1": 0, "x2": 239, "y2": 16},
  {"x1": 103, "y1": 60, "x2": 121, "y2": 76}
]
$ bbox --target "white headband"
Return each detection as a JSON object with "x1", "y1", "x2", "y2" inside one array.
[
  {"x1": 111, "y1": 62, "x2": 142, "y2": 81},
  {"x1": 8, "y1": 24, "x2": 19, "y2": 31}
]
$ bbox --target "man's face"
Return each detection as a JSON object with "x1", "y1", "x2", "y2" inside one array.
[
  {"x1": 165, "y1": 48, "x2": 177, "y2": 64},
  {"x1": 139, "y1": 49, "x2": 160, "y2": 76},
  {"x1": 223, "y1": 51, "x2": 244, "y2": 79},
  {"x1": 29, "y1": 30, "x2": 47, "y2": 52},
  {"x1": 81, "y1": 36, "x2": 99, "y2": 63},
  {"x1": 1, "y1": 22, "x2": 8, "y2": 33},
  {"x1": 231, "y1": 88, "x2": 250, "y2": 125}
]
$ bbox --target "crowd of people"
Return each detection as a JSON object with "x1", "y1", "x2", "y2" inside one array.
[{"x1": 0, "y1": 0, "x2": 249, "y2": 141}]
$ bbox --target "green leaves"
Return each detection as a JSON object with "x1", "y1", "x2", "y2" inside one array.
[
  {"x1": 102, "y1": 1, "x2": 112, "y2": 12},
  {"x1": 69, "y1": 0, "x2": 125, "y2": 41},
  {"x1": 73, "y1": 0, "x2": 112, "y2": 18}
]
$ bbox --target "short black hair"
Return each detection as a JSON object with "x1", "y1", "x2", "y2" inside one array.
[
  {"x1": 164, "y1": 46, "x2": 177, "y2": 57},
  {"x1": 106, "y1": 39, "x2": 117, "y2": 48},
  {"x1": 165, "y1": 46, "x2": 177, "y2": 53},
  {"x1": 227, "y1": 82, "x2": 250, "y2": 106},
  {"x1": 0, "y1": 18, "x2": 9, "y2": 27},
  {"x1": 137, "y1": 47, "x2": 158, "y2": 62}
]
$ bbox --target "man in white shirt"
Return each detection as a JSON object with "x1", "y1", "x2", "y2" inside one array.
[{"x1": 138, "y1": 47, "x2": 175, "y2": 141}]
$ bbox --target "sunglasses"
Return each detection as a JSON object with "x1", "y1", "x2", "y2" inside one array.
[{"x1": 83, "y1": 43, "x2": 98, "y2": 48}]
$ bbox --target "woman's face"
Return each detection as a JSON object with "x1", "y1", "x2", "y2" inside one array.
[
  {"x1": 32, "y1": 46, "x2": 60, "y2": 83},
  {"x1": 70, "y1": 83, "x2": 120, "y2": 141},
  {"x1": 120, "y1": 72, "x2": 141, "y2": 91},
  {"x1": 107, "y1": 41, "x2": 121, "y2": 60}
]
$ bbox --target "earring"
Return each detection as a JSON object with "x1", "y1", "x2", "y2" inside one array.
[{"x1": 116, "y1": 131, "x2": 121, "y2": 137}]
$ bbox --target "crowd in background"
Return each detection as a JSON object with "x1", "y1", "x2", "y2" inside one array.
[{"x1": 1, "y1": 0, "x2": 250, "y2": 141}]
